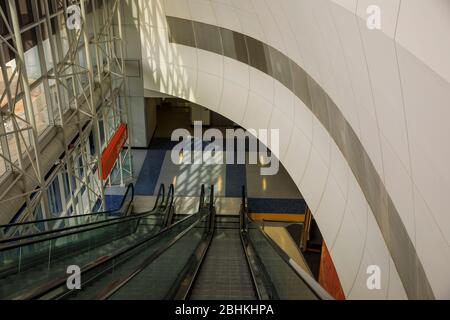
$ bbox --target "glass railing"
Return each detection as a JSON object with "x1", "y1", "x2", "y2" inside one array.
[
  {"x1": 0, "y1": 183, "x2": 135, "y2": 241},
  {"x1": 70, "y1": 211, "x2": 208, "y2": 300},
  {"x1": 108, "y1": 214, "x2": 209, "y2": 300},
  {"x1": 240, "y1": 186, "x2": 332, "y2": 300},
  {"x1": 0, "y1": 216, "x2": 136, "y2": 299},
  {"x1": 0, "y1": 185, "x2": 170, "y2": 300},
  {"x1": 53, "y1": 185, "x2": 211, "y2": 300},
  {"x1": 247, "y1": 222, "x2": 318, "y2": 300},
  {"x1": 106, "y1": 187, "x2": 213, "y2": 300}
]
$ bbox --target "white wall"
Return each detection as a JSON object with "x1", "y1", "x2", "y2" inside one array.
[{"x1": 138, "y1": 0, "x2": 450, "y2": 299}]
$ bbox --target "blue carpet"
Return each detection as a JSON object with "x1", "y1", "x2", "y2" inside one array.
[
  {"x1": 149, "y1": 138, "x2": 179, "y2": 150},
  {"x1": 135, "y1": 149, "x2": 167, "y2": 195},
  {"x1": 105, "y1": 195, "x2": 123, "y2": 211},
  {"x1": 248, "y1": 198, "x2": 306, "y2": 214},
  {"x1": 225, "y1": 164, "x2": 246, "y2": 197}
]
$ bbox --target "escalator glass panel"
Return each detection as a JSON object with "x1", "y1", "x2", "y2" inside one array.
[{"x1": 247, "y1": 222, "x2": 318, "y2": 300}]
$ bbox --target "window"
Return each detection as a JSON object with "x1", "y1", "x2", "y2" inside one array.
[
  {"x1": 31, "y1": 82, "x2": 50, "y2": 136},
  {"x1": 167, "y1": 16, "x2": 195, "y2": 47},
  {"x1": 22, "y1": 28, "x2": 41, "y2": 84},
  {"x1": 40, "y1": 23, "x2": 54, "y2": 71},
  {"x1": 245, "y1": 36, "x2": 272, "y2": 75},
  {"x1": 269, "y1": 47, "x2": 292, "y2": 90},
  {"x1": 89, "y1": 130, "x2": 96, "y2": 156},
  {"x1": 37, "y1": 0, "x2": 47, "y2": 18},
  {"x1": 220, "y1": 28, "x2": 248, "y2": 64},
  {"x1": 99, "y1": 119, "x2": 105, "y2": 147},
  {"x1": 0, "y1": 2, "x2": 10, "y2": 37},
  {"x1": 0, "y1": 144, "x2": 5, "y2": 176},
  {"x1": 16, "y1": 0, "x2": 34, "y2": 27},
  {"x1": 77, "y1": 48, "x2": 89, "y2": 88},
  {"x1": 193, "y1": 22, "x2": 222, "y2": 55},
  {"x1": 291, "y1": 61, "x2": 311, "y2": 107},
  {"x1": 63, "y1": 167, "x2": 71, "y2": 199},
  {"x1": 47, "y1": 176, "x2": 63, "y2": 217},
  {"x1": 6, "y1": 99, "x2": 32, "y2": 163},
  {"x1": 33, "y1": 202, "x2": 43, "y2": 220},
  {"x1": 78, "y1": 156, "x2": 84, "y2": 177}
]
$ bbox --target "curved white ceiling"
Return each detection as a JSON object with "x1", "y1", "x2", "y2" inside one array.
[{"x1": 136, "y1": 0, "x2": 450, "y2": 299}]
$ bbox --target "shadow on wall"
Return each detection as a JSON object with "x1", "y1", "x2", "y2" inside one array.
[{"x1": 139, "y1": 0, "x2": 196, "y2": 102}]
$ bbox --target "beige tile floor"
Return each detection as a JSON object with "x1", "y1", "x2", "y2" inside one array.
[{"x1": 155, "y1": 151, "x2": 227, "y2": 198}]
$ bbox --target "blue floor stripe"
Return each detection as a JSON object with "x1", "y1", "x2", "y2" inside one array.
[
  {"x1": 248, "y1": 198, "x2": 306, "y2": 214},
  {"x1": 149, "y1": 138, "x2": 179, "y2": 150},
  {"x1": 135, "y1": 149, "x2": 166, "y2": 195},
  {"x1": 225, "y1": 164, "x2": 246, "y2": 197}
]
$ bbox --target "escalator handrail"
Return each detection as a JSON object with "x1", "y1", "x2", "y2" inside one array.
[
  {"x1": 198, "y1": 185, "x2": 205, "y2": 212},
  {"x1": 19, "y1": 207, "x2": 205, "y2": 300},
  {"x1": 167, "y1": 184, "x2": 175, "y2": 210},
  {"x1": 160, "y1": 183, "x2": 171, "y2": 209},
  {"x1": 240, "y1": 186, "x2": 333, "y2": 300},
  {"x1": 95, "y1": 212, "x2": 208, "y2": 300},
  {"x1": 116, "y1": 183, "x2": 135, "y2": 216},
  {"x1": 94, "y1": 185, "x2": 215, "y2": 300},
  {"x1": 161, "y1": 184, "x2": 175, "y2": 228},
  {"x1": 209, "y1": 185, "x2": 214, "y2": 211},
  {"x1": 0, "y1": 183, "x2": 135, "y2": 235},
  {"x1": 240, "y1": 185, "x2": 248, "y2": 232},
  {"x1": 152, "y1": 184, "x2": 166, "y2": 211},
  {"x1": 164, "y1": 184, "x2": 175, "y2": 209},
  {"x1": 0, "y1": 184, "x2": 167, "y2": 250},
  {"x1": 253, "y1": 222, "x2": 333, "y2": 300},
  {"x1": 168, "y1": 185, "x2": 215, "y2": 300},
  {"x1": 239, "y1": 186, "x2": 276, "y2": 300}
]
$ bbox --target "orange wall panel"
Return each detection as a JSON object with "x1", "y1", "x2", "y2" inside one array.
[
  {"x1": 100, "y1": 123, "x2": 128, "y2": 180},
  {"x1": 319, "y1": 242, "x2": 346, "y2": 300}
]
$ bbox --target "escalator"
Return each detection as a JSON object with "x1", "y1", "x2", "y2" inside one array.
[
  {"x1": 175, "y1": 187, "x2": 331, "y2": 300},
  {"x1": 46, "y1": 184, "x2": 211, "y2": 300},
  {"x1": 50, "y1": 185, "x2": 331, "y2": 300},
  {"x1": 188, "y1": 216, "x2": 257, "y2": 300},
  {"x1": 0, "y1": 183, "x2": 174, "y2": 299}
]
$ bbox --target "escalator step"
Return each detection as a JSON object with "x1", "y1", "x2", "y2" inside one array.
[{"x1": 189, "y1": 228, "x2": 256, "y2": 300}]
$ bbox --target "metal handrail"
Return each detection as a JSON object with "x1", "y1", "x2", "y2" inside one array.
[
  {"x1": 0, "y1": 184, "x2": 166, "y2": 250},
  {"x1": 95, "y1": 214, "x2": 207, "y2": 300},
  {"x1": 240, "y1": 185, "x2": 333, "y2": 300},
  {"x1": 239, "y1": 185, "x2": 275, "y2": 300},
  {"x1": 198, "y1": 185, "x2": 205, "y2": 212},
  {"x1": 152, "y1": 184, "x2": 165, "y2": 211},
  {"x1": 169, "y1": 185, "x2": 216, "y2": 300},
  {"x1": 255, "y1": 225, "x2": 333, "y2": 300},
  {"x1": 21, "y1": 212, "x2": 204, "y2": 300},
  {"x1": 64, "y1": 186, "x2": 210, "y2": 300},
  {"x1": 0, "y1": 183, "x2": 135, "y2": 230},
  {"x1": 162, "y1": 184, "x2": 175, "y2": 228},
  {"x1": 208, "y1": 185, "x2": 214, "y2": 233}
]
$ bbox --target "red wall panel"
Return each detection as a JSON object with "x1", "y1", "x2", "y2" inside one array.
[
  {"x1": 319, "y1": 242, "x2": 346, "y2": 300},
  {"x1": 100, "y1": 123, "x2": 128, "y2": 180}
]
